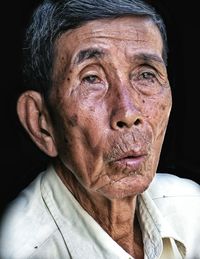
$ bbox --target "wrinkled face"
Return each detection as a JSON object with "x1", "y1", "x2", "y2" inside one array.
[{"x1": 50, "y1": 17, "x2": 172, "y2": 199}]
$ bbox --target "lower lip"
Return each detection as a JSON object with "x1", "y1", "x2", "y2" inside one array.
[{"x1": 112, "y1": 156, "x2": 146, "y2": 171}]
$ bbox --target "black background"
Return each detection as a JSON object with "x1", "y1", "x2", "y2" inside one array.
[{"x1": 1, "y1": 1, "x2": 200, "y2": 214}]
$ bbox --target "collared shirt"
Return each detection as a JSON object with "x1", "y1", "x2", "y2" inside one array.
[{"x1": 0, "y1": 166, "x2": 200, "y2": 259}]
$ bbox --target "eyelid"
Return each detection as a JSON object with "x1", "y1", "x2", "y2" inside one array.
[
  {"x1": 79, "y1": 63, "x2": 106, "y2": 83},
  {"x1": 80, "y1": 62, "x2": 102, "y2": 73},
  {"x1": 138, "y1": 66, "x2": 168, "y2": 84},
  {"x1": 130, "y1": 66, "x2": 157, "y2": 79},
  {"x1": 140, "y1": 65, "x2": 157, "y2": 73},
  {"x1": 140, "y1": 64, "x2": 167, "y2": 79},
  {"x1": 82, "y1": 71, "x2": 100, "y2": 78}
]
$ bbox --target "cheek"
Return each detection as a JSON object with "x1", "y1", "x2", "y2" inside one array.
[
  {"x1": 143, "y1": 92, "x2": 172, "y2": 161},
  {"x1": 157, "y1": 96, "x2": 172, "y2": 136},
  {"x1": 54, "y1": 106, "x2": 107, "y2": 176},
  {"x1": 145, "y1": 92, "x2": 172, "y2": 133}
]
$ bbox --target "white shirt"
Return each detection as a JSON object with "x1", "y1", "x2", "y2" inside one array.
[{"x1": 0, "y1": 166, "x2": 200, "y2": 259}]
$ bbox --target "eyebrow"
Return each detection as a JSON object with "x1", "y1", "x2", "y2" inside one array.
[
  {"x1": 74, "y1": 48, "x2": 105, "y2": 65},
  {"x1": 133, "y1": 53, "x2": 165, "y2": 66}
]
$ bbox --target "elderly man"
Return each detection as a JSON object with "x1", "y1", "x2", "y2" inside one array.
[{"x1": 0, "y1": 0, "x2": 200, "y2": 258}]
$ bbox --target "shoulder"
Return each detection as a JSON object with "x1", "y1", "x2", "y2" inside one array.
[
  {"x1": 147, "y1": 173, "x2": 200, "y2": 218},
  {"x1": 148, "y1": 172, "x2": 200, "y2": 198},
  {"x1": 0, "y1": 170, "x2": 57, "y2": 259},
  {"x1": 147, "y1": 173, "x2": 200, "y2": 257}
]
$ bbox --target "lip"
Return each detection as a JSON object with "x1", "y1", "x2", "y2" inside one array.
[{"x1": 110, "y1": 151, "x2": 147, "y2": 171}]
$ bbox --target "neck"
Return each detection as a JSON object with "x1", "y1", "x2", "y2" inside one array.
[{"x1": 54, "y1": 161, "x2": 144, "y2": 258}]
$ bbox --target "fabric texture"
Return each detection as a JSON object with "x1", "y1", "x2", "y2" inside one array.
[{"x1": 0, "y1": 166, "x2": 200, "y2": 259}]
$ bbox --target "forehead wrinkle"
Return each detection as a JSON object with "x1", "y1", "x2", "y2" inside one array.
[{"x1": 73, "y1": 47, "x2": 106, "y2": 66}]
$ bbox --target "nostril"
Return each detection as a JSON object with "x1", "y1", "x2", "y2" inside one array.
[
  {"x1": 116, "y1": 121, "x2": 126, "y2": 128},
  {"x1": 116, "y1": 118, "x2": 141, "y2": 129},
  {"x1": 134, "y1": 118, "x2": 141, "y2": 126}
]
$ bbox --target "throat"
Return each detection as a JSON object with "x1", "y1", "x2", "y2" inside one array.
[
  {"x1": 89, "y1": 198, "x2": 144, "y2": 258},
  {"x1": 110, "y1": 214, "x2": 144, "y2": 259}
]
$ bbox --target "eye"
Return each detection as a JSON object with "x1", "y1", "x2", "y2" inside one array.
[
  {"x1": 82, "y1": 75, "x2": 101, "y2": 84},
  {"x1": 131, "y1": 68, "x2": 161, "y2": 95},
  {"x1": 139, "y1": 71, "x2": 156, "y2": 81}
]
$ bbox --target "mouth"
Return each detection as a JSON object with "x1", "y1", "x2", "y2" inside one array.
[{"x1": 109, "y1": 150, "x2": 148, "y2": 172}]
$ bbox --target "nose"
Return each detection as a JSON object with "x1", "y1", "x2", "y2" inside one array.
[{"x1": 110, "y1": 88, "x2": 143, "y2": 130}]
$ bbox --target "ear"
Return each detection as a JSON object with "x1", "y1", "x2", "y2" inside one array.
[{"x1": 17, "y1": 91, "x2": 58, "y2": 157}]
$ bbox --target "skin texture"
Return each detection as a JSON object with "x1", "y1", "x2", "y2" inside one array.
[{"x1": 17, "y1": 16, "x2": 172, "y2": 258}]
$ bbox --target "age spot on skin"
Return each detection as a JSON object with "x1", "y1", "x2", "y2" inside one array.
[
  {"x1": 67, "y1": 114, "x2": 78, "y2": 127},
  {"x1": 161, "y1": 104, "x2": 166, "y2": 110}
]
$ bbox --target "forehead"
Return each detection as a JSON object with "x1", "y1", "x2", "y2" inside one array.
[{"x1": 55, "y1": 16, "x2": 164, "y2": 64}]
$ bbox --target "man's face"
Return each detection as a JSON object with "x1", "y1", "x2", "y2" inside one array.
[{"x1": 50, "y1": 16, "x2": 172, "y2": 199}]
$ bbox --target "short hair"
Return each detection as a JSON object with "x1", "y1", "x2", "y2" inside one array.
[{"x1": 23, "y1": 0, "x2": 168, "y2": 99}]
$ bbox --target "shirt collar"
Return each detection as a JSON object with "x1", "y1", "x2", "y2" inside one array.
[
  {"x1": 41, "y1": 166, "x2": 186, "y2": 259},
  {"x1": 138, "y1": 190, "x2": 186, "y2": 258}
]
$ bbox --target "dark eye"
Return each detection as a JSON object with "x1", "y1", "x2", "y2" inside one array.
[
  {"x1": 139, "y1": 71, "x2": 156, "y2": 81},
  {"x1": 131, "y1": 68, "x2": 161, "y2": 95},
  {"x1": 82, "y1": 75, "x2": 101, "y2": 84}
]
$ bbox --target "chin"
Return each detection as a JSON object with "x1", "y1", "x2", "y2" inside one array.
[{"x1": 97, "y1": 173, "x2": 153, "y2": 200}]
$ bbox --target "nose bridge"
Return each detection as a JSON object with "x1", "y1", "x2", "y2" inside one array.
[
  {"x1": 110, "y1": 81, "x2": 142, "y2": 130},
  {"x1": 118, "y1": 84, "x2": 135, "y2": 110}
]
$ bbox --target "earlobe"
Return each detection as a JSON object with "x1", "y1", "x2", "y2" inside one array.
[{"x1": 17, "y1": 91, "x2": 58, "y2": 157}]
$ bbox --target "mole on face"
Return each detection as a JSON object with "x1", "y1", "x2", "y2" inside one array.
[
  {"x1": 161, "y1": 104, "x2": 166, "y2": 111},
  {"x1": 67, "y1": 114, "x2": 78, "y2": 127}
]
